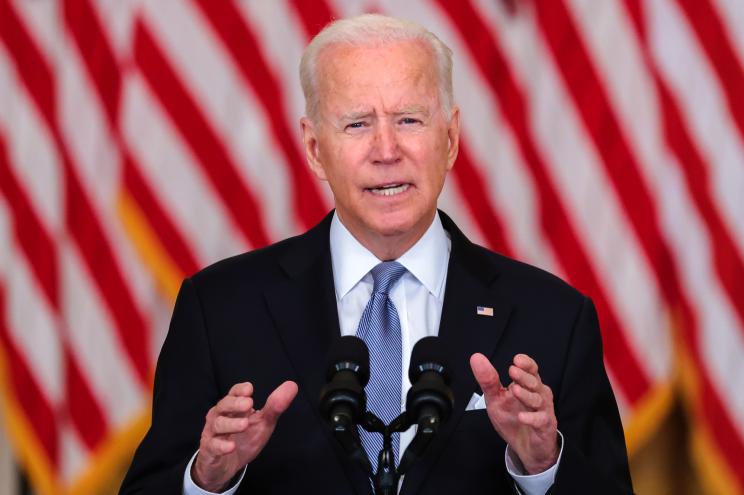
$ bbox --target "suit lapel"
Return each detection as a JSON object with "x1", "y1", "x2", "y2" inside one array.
[
  {"x1": 263, "y1": 211, "x2": 512, "y2": 493},
  {"x1": 400, "y1": 212, "x2": 513, "y2": 494},
  {"x1": 263, "y1": 212, "x2": 372, "y2": 494}
]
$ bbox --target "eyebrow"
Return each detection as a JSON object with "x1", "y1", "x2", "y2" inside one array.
[
  {"x1": 338, "y1": 106, "x2": 430, "y2": 121},
  {"x1": 339, "y1": 111, "x2": 374, "y2": 121},
  {"x1": 393, "y1": 106, "x2": 429, "y2": 116}
]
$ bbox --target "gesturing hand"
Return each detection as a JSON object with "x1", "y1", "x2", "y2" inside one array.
[
  {"x1": 470, "y1": 353, "x2": 558, "y2": 474},
  {"x1": 192, "y1": 380, "x2": 299, "y2": 491}
]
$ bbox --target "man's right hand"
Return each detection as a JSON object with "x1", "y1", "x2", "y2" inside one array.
[{"x1": 192, "y1": 380, "x2": 299, "y2": 492}]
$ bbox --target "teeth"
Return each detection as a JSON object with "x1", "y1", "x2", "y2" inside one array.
[{"x1": 370, "y1": 184, "x2": 410, "y2": 196}]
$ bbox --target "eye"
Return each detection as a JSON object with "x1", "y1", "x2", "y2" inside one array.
[
  {"x1": 345, "y1": 121, "x2": 367, "y2": 130},
  {"x1": 399, "y1": 117, "x2": 421, "y2": 125}
]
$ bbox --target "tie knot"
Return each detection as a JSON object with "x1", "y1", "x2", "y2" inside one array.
[{"x1": 371, "y1": 261, "x2": 406, "y2": 295}]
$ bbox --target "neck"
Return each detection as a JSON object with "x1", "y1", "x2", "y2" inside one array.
[{"x1": 337, "y1": 211, "x2": 436, "y2": 261}]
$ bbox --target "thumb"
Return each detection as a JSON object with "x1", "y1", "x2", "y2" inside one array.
[
  {"x1": 260, "y1": 381, "x2": 298, "y2": 425},
  {"x1": 470, "y1": 353, "x2": 502, "y2": 399}
]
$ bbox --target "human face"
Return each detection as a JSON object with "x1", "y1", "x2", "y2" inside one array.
[{"x1": 301, "y1": 40, "x2": 460, "y2": 259}]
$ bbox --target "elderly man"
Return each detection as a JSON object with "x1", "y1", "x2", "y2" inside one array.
[{"x1": 120, "y1": 14, "x2": 632, "y2": 495}]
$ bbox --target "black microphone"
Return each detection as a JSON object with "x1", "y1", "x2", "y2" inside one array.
[
  {"x1": 399, "y1": 336, "x2": 454, "y2": 472},
  {"x1": 319, "y1": 335, "x2": 372, "y2": 473}
]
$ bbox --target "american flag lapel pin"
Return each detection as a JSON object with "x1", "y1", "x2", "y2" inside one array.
[{"x1": 476, "y1": 306, "x2": 494, "y2": 317}]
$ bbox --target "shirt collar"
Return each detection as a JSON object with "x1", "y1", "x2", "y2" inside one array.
[{"x1": 329, "y1": 211, "x2": 451, "y2": 301}]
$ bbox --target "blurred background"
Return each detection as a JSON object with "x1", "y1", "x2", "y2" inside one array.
[{"x1": 0, "y1": 0, "x2": 742, "y2": 493}]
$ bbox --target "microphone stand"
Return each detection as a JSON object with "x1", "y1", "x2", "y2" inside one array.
[{"x1": 361, "y1": 410, "x2": 440, "y2": 494}]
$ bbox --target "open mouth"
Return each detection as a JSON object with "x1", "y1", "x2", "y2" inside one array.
[{"x1": 367, "y1": 183, "x2": 411, "y2": 197}]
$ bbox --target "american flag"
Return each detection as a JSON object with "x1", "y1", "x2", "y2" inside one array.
[{"x1": 0, "y1": 0, "x2": 742, "y2": 493}]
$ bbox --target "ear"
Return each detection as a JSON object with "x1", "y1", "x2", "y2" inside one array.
[
  {"x1": 445, "y1": 106, "x2": 460, "y2": 171},
  {"x1": 300, "y1": 116, "x2": 328, "y2": 181}
]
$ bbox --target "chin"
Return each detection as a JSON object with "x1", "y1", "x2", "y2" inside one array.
[{"x1": 367, "y1": 210, "x2": 425, "y2": 238}]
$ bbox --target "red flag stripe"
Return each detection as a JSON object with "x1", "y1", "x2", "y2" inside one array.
[
  {"x1": 697, "y1": 352, "x2": 744, "y2": 489},
  {"x1": 63, "y1": 347, "x2": 107, "y2": 450},
  {"x1": 133, "y1": 19, "x2": 271, "y2": 250},
  {"x1": 0, "y1": 285, "x2": 59, "y2": 467},
  {"x1": 697, "y1": 350, "x2": 744, "y2": 489},
  {"x1": 0, "y1": 0, "x2": 151, "y2": 387},
  {"x1": 674, "y1": 293, "x2": 744, "y2": 489},
  {"x1": 0, "y1": 134, "x2": 108, "y2": 450},
  {"x1": 532, "y1": 1, "x2": 708, "y2": 324},
  {"x1": 435, "y1": 0, "x2": 650, "y2": 404},
  {"x1": 601, "y1": 0, "x2": 744, "y2": 331},
  {"x1": 192, "y1": 0, "x2": 329, "y2": 230},
  {"x1": 658, "y1": 81, "x2": 744, "y2": 325},
  {"x1": 0, "y1": 136, "x2": 58, "y2": 308},
  {"x1": 674, "y1": 0, "x2": 744, "y2": 153},
  {"x1": 60, "y1": 0, "x2": 120, "y2": 125},
  {"x1": 451, "y1": 144, "x2": 513, "y2": 257},
  {"x1": 121, "y1": 158, "x2": 200, "y2": 278},
  {"x1": 290, "y1": 0, "x2": 336, "y2": 38},
  {"x1": 622, "y1": 0, "x2": 744, "y2": 485},
  {"x1": 61, "y1": 0, "x2": 200, "y2": 278}
]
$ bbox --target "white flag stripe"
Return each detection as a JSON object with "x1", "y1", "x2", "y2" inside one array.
[
  {"x1": 238, "y1": 0, "x2": 311, "y2": 142},
  {"x1": 467, "y1": 0, "x2": 667, "y2": 382},
  {"x1": 436, "y1": 181, "x2": 488, "y2": 249},
  {"x1": 448, "y1": 0, "x2": 563, "y2": 278},
  {"x1": 59, "y1": 422, "x2": 88, "y2": 485},
  {"x1": 10, "y1": 0, "x2": 62, "y2": 67},
  {"x1": 383, "y1": 0, "x2": 560, "y2": 273},
  {"x1": 560, "y1": 0, "x2": 677, "y2": 379},
  {"x1": 86, "y1": 0, "x2": 137, "y2": 60},
  {"x1": 140, "y1": 1, "x2": 298, "y2": 242},
  {"x1": 710, "y1": 0, "x2": 744, "y2": 70},
  {"x1": 121, "y1": 73, "x2": 245, "y2": 266},
  {"x1": 649, "y1": 0, "x2": 744, "y2": 257},
  {"x1": 565, "y1": 0, "x2": 664, "y2": 193},
  {"x1": 324, "y1": 0, "x2": 365, "y2": 18},
  {"x1": 0, "y1": 210, "x2": 63, "y2": 406},
  {"x1": 60, "y1": 247, "x2": 145, "y2": 427},
  {"x1": 654, "y1": 154, "x2": 744, "y2": 436},
  {"x1": 55, "y1": 37, "x2": 121, "y2": 216},
  {"x1": 491, "y1": 8, "x2": 669, "y2": 382},
  {"x1": 0, "y1": 46, "x2": 63, "y2": 238},
  {"x1": 52, "y1": 35, "x2": 164, "y2": 320},
  {"x1": 237, "y1": 0, "x2": 337, "y2": 211}
]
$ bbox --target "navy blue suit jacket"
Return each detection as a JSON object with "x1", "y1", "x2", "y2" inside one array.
[{"x1": 120, "y1": 211, "x2": 633, "y2": 494}]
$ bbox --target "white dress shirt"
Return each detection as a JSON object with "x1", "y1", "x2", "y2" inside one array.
[{"x1": 183, "y1": 212, "x2": 560, "y2": 494}]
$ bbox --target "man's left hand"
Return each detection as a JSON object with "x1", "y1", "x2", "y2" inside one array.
[{"x1": 470, "y1": 353, "x2": 558, "y2": 474}]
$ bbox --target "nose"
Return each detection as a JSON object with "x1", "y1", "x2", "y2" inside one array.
[{"x1": 372, "y1": 121, "x2": 401, "y2": 165}]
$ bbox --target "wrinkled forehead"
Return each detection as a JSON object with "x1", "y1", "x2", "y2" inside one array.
[{"x1": 315, "y1": 40, "x2": 439, "y2": 109}]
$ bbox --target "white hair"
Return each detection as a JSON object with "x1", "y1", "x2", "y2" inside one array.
[{"x1": 299, "y1": 14, "x2": 454, "y2": 123}]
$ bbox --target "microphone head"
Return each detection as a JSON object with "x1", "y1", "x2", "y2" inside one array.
[
  {"x1": 408, "y1": 336, "x2": 450, "y2": 383},
  {"x1": 325, "y1": 335, "x2": 370, "y2": 386}
]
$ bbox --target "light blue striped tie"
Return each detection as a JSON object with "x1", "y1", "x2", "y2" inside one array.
[{"x1": 357, "y1": 261, "x2": 406, "y2": 474}]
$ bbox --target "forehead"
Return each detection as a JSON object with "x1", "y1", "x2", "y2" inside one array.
[{"x1": 315, "y1": 40, "x2": 439, "y2": 112}]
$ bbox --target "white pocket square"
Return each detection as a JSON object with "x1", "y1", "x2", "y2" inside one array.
[{"x1": 465, "y1": 392, "x2": 487, "y2": 411}]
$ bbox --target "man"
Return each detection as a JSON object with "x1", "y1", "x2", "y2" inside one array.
[{"x1": 120, "y1": 14, "x2": 632, "y2": 495}]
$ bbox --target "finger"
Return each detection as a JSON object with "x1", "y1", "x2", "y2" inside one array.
[
  {"x1": 517, "y1": 410, "x2": 554, "y2": 430},
  {"x1": 510, "y1": 383, "x2": 543, "y2": 410},
  {"x1": 260, "y1": 381, "x2": 299, "y2": 424},
  {"x1": 508, "y1": 365, "x2": 540, "y2": 391},
  {"x1": 211, "y1": 415, "x2": 250, "y2": 435},
  {"x1": 214, "y1": 395, "x2": 254, "y2": 417},
  {"x1": 513, "y1": 354, "x2": 539, "y2": 375},
  {"x1": 229, "y1": 382, "x2": 254, "y2": 397},
  {"x1": 469, "y1": 353, "x2": 502, "y2": 397}
]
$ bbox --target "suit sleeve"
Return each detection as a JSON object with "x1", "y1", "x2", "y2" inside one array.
[
  {"x1": 119, "y1": 278, "x2": 221, "y2": 494},
  {"x1": 549, "y1": 297, "x2": 634, "y2": 494}
]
